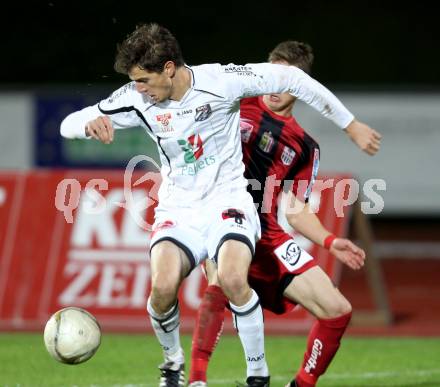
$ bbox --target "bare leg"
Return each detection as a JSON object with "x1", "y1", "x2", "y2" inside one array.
[{"x1": 284, "y1": 266, "x2": 352, "y2": 387}]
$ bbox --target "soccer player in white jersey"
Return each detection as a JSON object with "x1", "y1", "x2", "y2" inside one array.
[{"x1": 60, "y1": 23, "x2": 379, "y2": 387}]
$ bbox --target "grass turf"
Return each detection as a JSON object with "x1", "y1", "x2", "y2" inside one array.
[{"x1": 1, "y1": 333, "x2": 440, "y2": 386}]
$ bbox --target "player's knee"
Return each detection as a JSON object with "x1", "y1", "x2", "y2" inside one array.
[
  {"x1": 321, "y1": 295, "x2": 352, "y2": 319},
  {"x1": 217, "y1": 270, "x2": 247, "y2": 298},
  {"x1": 336, "y1": 296, "x2": 352, "y2": 316},
  {"x1": 217, "y1": 239, "x2": 251, "y2": 300},
  {"x1": 218, "y1": 239, "x2": 252, "y2": 263},
  {"x1": 151, "y1": 264, "x2": 180, "y2": 291},
  {"x1": 149, "y1": 288, "x2": 177, "y2": 314},
  {"x1": 150, "y1": 278, "x2": 179, "y2": 313}
]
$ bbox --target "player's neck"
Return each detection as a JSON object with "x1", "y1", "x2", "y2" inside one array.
[{"x1": 169, "y1": 66, "x2": 192, "y2": 101}]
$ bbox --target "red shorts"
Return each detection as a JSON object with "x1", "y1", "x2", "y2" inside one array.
[{"x1": 248, "y1": 235, "x2": 317, "y2": 314}]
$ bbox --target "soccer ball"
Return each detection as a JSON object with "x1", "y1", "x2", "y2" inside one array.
[{"x1": 43, "y1": 307, "x2": 101, "y2": 364}]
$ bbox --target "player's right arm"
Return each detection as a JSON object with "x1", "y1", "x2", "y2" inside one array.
[
  {"x1": 60, "y1": 82, "x2": 145, "y2": 143},
  {"x1": 285, "y1": 198, "x2": 365, "y2": 270}
]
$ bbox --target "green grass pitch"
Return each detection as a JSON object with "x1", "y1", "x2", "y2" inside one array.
[{"x1": 1, "y1": 333, "x2": 440, "y2": 386}]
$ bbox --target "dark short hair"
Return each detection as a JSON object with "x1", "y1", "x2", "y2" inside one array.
[
  {"x1": 114, "y1": 23, "x2": 184, "y2": 74},
  {"x1": 268, "y1": 41, "x2": 314, "y2": 74}
]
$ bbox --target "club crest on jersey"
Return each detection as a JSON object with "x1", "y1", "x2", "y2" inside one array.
[
  {"x1": 156, "y1": 113, "x2": 174, "y2": 132},
  {"x1": 258, "y1": 131, "x2": 274, "y2": 153},
  {"x1": 195, "y1": 104, "x2": 212, "y2": 122},
  {"x1": 239, "y1": 119, "x2": 253, "y2": 143},
  {"x1": 281, "y1": 146, "x2": 296, "y2": 166}
]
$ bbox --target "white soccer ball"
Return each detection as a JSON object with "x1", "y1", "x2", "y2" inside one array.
[{"x1": 43, "y1": 307, "x2": 101, "y2": 364}]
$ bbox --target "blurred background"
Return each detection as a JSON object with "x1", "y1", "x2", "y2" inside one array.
[{"x1": 0, "y1": 0, "x2": 439, "y2": 336}]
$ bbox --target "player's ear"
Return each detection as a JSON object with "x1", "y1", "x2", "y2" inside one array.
[{"x1": 164, "y1": 61, "x2": 176, "y2": 78}]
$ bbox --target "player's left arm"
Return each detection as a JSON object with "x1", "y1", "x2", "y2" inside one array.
[
  {"x1": 285, "y1": 198, "x2": 365, "y2": 270},
  {"x1": 344, "y1": 119, "x2": 382, "y2": 155}
]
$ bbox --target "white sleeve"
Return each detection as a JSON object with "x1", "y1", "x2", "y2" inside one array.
[
  {"x1": 222, "y1": 63, "x2": 354, "y2": 129},
  {"x1": 60, "y1": 104, "x2": 100, "y2": 139},
  {"x1": 60, "y1": 82, "x2": 144, "y2": 139}
]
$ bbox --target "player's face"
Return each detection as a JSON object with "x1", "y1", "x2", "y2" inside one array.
[
  {"x1": 264, "y1": 92, "x2": 296, "y2": 111},
  {"x1": 129, "y1": 64, "x2": 174, "y2": 103},
  {"x1": 263, "y1": 60, "x2": 296, "y2": 114}
]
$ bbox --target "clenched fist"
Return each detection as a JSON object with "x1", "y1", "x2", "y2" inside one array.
[{"x1": 85, "y1": 116, "x2": 114, "y2": 144}]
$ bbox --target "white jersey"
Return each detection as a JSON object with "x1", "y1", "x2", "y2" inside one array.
[{"x1": 60, "y1": 63, "x2": 354, "y2": 208}]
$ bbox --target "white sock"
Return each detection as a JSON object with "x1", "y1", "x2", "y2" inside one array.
[
  {"x1": 230, "y1": 289, "x2": 269, "y2": 377},
  {"x1": 147, "y1": 298, "x2": 184, "y2": 364}
]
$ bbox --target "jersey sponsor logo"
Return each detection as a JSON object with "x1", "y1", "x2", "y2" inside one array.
[
  {"x1": 177, "y1": 134, "x2": 216, "y2": 175},
  {"x1": 179, "y1": 155, "x2": 216, "y2": 175},
  {"x1": 176, "y1": 109, "x2": 193, "y2": 118},
  {"x1": 281, "y1": 146, "x2": 296, "y2": 166},
  {"x1": 274, "y1": 239, "x2": 313, "y2": 271},
  {"x1": 258, "y1": 131, "x2": 274, "y2": 153},
  {"x1": 304, "y1": 148, "x2": 320, "y2": 199},
  {"x1": 156, "y1": 113, "x2": 174, "y2": 132},
  {"x1": 239, "y1": 119, "x2": 253, "y2": 143},
  {"x1": 223, "y1": 65, "x2": 255, "y2": 76},
  {"x1": 178, "y1": 134, "x2": 204, "y2": 163},
  {"x1": 195, "y1": 104, "x2": 212, "y2": 122},
  {"x1": 106, "y1": 83, "x2": 134, "y2": 104}
]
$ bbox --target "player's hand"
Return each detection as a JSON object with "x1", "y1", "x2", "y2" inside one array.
[
  {"x1": 344, "y1": 119, "x2": 382, "y2": 155},
  {"x1": 329, "y1": 237, "x2": 366, "y2": 270},
  {"x1": 85, "y1": 116, "x2": 114, "y2": 144}
]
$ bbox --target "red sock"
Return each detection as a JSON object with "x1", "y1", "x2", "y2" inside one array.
[
  {"x1": 189, "y1": 285, "x2": 228, "y2": 383},
  {"x1": 296, "y1": 312, "x2": 352, "y2": 387}
]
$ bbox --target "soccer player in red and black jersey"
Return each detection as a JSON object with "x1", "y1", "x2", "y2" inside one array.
[{"x1": 189, "y1": 41, "x2": 380, "y2": 387}]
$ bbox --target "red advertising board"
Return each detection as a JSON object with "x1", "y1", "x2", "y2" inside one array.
[{"x1": 0, "y1": 170, "x2": 351, "y2": 333}]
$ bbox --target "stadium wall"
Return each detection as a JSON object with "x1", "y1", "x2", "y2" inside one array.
[
  {"x1": 0, "y1": 170, "x2": 349, "y2": 333},
  {"x1": 0, "y1": 93, "x2": 33, "y2": 169}
]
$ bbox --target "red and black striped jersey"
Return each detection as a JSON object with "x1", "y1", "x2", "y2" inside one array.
[{"x1": 240, "y1": 96, "x2": 320, "y2": 244}]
